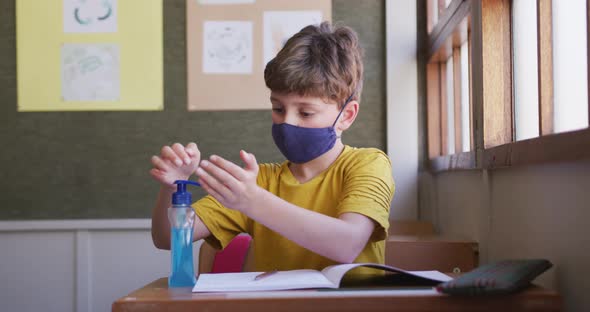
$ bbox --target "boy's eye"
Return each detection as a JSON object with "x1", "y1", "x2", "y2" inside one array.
[
  {"x1": 272, "y1": 108, "x2": 284, "y2": 113},
  {"x1": 300, "y1": 112, "x2": 313, "y2": 117}
]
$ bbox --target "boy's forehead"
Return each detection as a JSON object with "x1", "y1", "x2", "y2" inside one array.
[{"x1": 270, "y1": 92, "x2": 336, "y2": 106}]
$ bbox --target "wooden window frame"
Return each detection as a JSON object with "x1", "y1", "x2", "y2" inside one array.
[
  {"x1": 423, "y1": 0, "x2": 590, "y2": 173},
  {"x1": 425, "y1": 0, "x2": 475, "y2": 172},
  {"x1": 427, "y1": 63, "x2": 442, "y2": 158},
  {"x1": 538, "y1": 0, "x2": 553, "y2": 135}
]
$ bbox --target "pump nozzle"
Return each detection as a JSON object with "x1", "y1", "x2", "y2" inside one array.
[{"x1": 172, "y1": 180, "x2": 201, "y2": 206}]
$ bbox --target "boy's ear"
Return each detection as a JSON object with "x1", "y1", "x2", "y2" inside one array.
[{"x1": 337, "y1": 101, "x2": 359, "y2": 131}]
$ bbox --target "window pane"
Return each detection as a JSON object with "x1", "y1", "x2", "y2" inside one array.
[
  {"x1": 512, "y1": 0, "x2": 540, "y2": 141},
  {"x1": 432, "y1": 0, "x2": 439, "y2": 26},
  {"x1": 460, "y1": 40, "x2": 470, "y2": 152},
  {"x1": 446, "y1": 56, "x2": 455, "y2": 155},
  {"x1": 553, "y1": 0, "x2": 589, "y2": 132}
]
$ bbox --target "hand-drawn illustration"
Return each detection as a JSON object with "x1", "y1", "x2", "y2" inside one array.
[
  {"x1": 198, "y1": 0, "x2": 255, "y2": 5},
  {"x1": 263, "y1": 11, "x2": 322, "y2": 67},
  {"x1": 61, "y1": 44, "x2": 120, "y2": 101},
  {"x1": 202, "y1": 21, "x2": 253, "y2": 74},
  {"x1": 64, "y1": 0, "x2": 117, "y2": 33}
]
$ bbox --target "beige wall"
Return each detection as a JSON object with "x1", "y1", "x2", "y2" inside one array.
[
  {"x1": 386, "y1": 0, "x2": 419, "y2": 220},
  {"x1": 420, "y1": 160, "x2": 590, "y2": 311}
]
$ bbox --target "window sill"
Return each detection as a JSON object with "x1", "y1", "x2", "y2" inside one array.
[
  {"x1": 484, "y1": 128, "x2": 590, "y2": 169},
  {"x1": 427, "y1": 128, "x2": 590, "y2": 172},
  {"x1": 429, "y1": 150, "x2": 477, "y2": 172}
]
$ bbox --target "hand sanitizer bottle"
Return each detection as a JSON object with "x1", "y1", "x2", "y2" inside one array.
[{"x1": 168, "y1": 180, "x2": 200, "y2": 287}]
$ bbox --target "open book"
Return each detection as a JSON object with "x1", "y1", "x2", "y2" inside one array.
[{"x1": 192, "y1": 263, "x2": 453, "y2": 292}]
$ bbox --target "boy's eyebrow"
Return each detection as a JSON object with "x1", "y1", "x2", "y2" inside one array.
[
  {"x1": 297, "y1": 101, "x2": 320, "y2": 107},
  {"x1": 270, "y1": 96, "x2": 281, "y2": 104}
]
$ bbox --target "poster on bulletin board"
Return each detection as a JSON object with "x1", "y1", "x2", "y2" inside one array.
[
  {"x1": 16, "y1": 0, "x2": 163, "y2": 112},
  {"x1": 186, "y1": 0, "x2": 331, "y2": 111}
]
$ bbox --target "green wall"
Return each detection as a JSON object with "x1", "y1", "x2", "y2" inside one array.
[{"x1": 0, "y1": 0, "x2": 385, "y2": 219}]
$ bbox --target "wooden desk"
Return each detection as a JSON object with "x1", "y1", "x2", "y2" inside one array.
[{"x1": 112, "y1": 278, "x2": 561, "y2": 312}]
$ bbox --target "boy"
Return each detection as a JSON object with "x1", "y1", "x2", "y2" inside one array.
[{"x1": 150, "y1": 22, "x2": 394, "y2": 276}]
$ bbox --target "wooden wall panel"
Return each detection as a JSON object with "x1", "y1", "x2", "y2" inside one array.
[{"x1": 481, "y1": 0, "x2": 513, "y2": 148}]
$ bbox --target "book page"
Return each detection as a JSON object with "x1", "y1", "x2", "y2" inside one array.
[
  {"x1": 321, "y1": 263, "x2": 453, "y2": 287},
  {"x1": 193, "y1": 264, "x2": 453, "y2": 292},
  {"x1": 193, "y1": 270, "x2": 336, "y2": 292}
]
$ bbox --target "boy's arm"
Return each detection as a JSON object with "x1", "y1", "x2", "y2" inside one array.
[
  {"x1": 247, "y1": 189, "x2": 375, "y2": 263},
  {"x1": 196, "y1": 151, "x2": 376, "y2": 263}
]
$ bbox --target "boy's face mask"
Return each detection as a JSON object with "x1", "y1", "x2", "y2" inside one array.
[{"x1": 271, "y1": 95, "x2": 354, "y2": 164}]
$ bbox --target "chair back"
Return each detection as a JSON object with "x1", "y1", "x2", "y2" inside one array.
[{"x1": 198, "y1": 234, "x2": 254, "y2": 274}]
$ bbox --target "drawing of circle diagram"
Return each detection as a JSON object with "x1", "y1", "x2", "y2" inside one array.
[
  {"x1": 74, "y1": 0, "x2": 113, "y2": 25},
  {"x1": 205, "y1": 25, "x2": 250, "y2": 70}
]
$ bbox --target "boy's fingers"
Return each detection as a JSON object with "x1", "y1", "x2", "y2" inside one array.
[
  {"x1": 185, "y1": 142, "x2": 199, "y2": 157},
  {"x1": 209, "y1": 155, "x2": 247, "y2": 181},
  {"x1": 198, "y1": 178, "x2": 225, "y2": 203},
  {"x1": 151, "y1": 155, "x2": 170, "y2": 171},
  {"x1": 196, "y1": 165, "x2": 232, "y2": 198},
  {"x1": 172, "y1": 143, "x2": 191, "y2": 165},
  {"x1": 161, "y1": 146, "x2": 182, "y2": 166},
  {"x1": 240, "y1": 150, "x2": 258, "y2": 171},
  {"x1": 199, "y1": 160, "x2": 240, "y2": 190},
  {"x1": 249, "y1": 153, "x2": 257, "y2": 168}
]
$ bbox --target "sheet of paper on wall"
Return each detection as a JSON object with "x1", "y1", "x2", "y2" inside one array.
[
  {"x1": 17, "y1": 0, "x2": 163, "y2": 111},
  {"x1": 63, "y1": 0, "x2": 117, "y2": 33},
  {"x1": 198, "y1": 0, "x2": 255, "y2": 5},
  {"x1": 61, "y1": 44, "x2": 120, "y2": 101},
  {"x1": 203, "y1": 21, "x2": 253, "y2": 74},
  {"x1": 263, "y1": 11, "x2": 322, "y2": 68}
]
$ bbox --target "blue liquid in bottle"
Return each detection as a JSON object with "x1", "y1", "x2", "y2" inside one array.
[{"x1": 169, "y1": 226, "x2": 196, "y2": 287}]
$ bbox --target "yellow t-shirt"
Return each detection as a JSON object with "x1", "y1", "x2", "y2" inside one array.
[{"x1": 194, "y1": 145, "x2": 395, "y2": 275}]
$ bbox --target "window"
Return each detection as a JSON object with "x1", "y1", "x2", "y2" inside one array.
[
  {"x1": 552, "y1": 0, "x2": 589, "y2": 133},
  {"x1": 422, "y1": 0, "x2": 590, "y2": 171},
  {"x1": 424, "y1": 0, "x2": 472, "y2": 168},
  {"x1": 428, "y1": 0, "x2": 439, "y2": 33},
  {"x1": 512, "y1": 0, "x2": 539, "y2": 141},
  {"x1": 460, "y1": 40, "x2": 471, "y2": 152},
  {"x1": 446, "y1": 55, "x2": 456, "y2": 155}
]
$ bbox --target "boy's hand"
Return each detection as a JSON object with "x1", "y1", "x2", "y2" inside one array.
[
  {"x1": 150, "y1": 142, "x2": 201, "y2": 189},
  {"x1": 196, "y1": 150, "x2": 260, "y2": 214}
]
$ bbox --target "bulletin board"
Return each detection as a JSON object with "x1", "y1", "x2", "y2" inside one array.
[
  {"x1": 186, "y1": 0, "x2": 331, "y2": 111},
  {"x1": 0, "y1": 0, "x2": 386, "y2": 220},
  {"x1": 16, "y1": 0, "x2": 163, "y2": 112}
]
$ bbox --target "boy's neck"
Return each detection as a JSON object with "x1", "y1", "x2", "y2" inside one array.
[{"x1": 288, "y1": 141, "x2": 345, "y2": 184}]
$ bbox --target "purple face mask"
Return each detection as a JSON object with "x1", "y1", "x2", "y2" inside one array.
[{"x1": 271, "y1": 95, "x2": 354, "y2": 164}]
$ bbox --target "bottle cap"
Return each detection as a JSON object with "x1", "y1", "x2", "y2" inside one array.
[{"x1": 172, "y1": 180, "x2": 201, "y2": 206}]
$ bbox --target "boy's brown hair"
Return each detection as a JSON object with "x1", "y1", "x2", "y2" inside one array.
[{"x1": 264, "y1": 22, "x2": 364, "y2": 106}]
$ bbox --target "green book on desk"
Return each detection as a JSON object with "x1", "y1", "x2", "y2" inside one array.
[{"x1": 192, "y1": 263, "x2": 453, "y2": 292}]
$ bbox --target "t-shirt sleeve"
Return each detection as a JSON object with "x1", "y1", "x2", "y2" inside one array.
[
  {"x1": 193, "y1": 195, "x2": 250, "y2": 250},
  {"x1": 337, "y1": 149, "x2": 395, "y2": 241}
]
